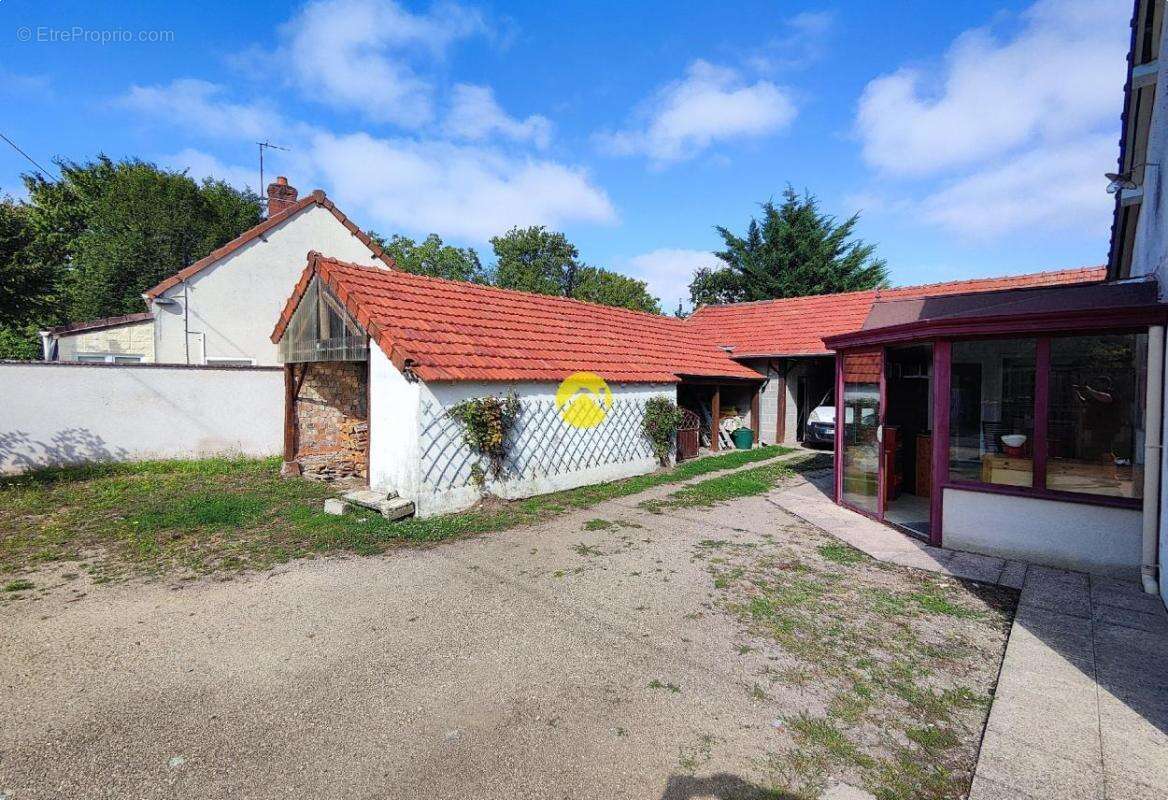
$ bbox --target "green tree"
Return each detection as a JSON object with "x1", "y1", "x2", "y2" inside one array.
[
  {"x1": 52, "y1": 159, "x2": 262, "y2": 320},
  {"x1": 373, "y1": 232, "x2": 487, "y2": 283},
  {"x1": 689, "y1": 187, "x2": 888, "y2": 306},
  {"x1": 491, "y1": 225, "x2": 661, "y2": 314},
  {"x1": 0, "y1": 198, "x2": 50, "y2": 359},
  {"x1": 572, "y1": 265, "x2": 661, "y2": 314},
  {"x1": 0, "y1": 198, "x2": 39, "y2": 323},
  {"x1": 0, "y1": 158, "x2": 261, "y2": 359},
  {"x1": 491, "y1": 225, "x2": 580, "y2": 296}
]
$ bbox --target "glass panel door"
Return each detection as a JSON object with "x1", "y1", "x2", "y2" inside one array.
[{"x1": 841, "y1": 351, "x2": 883, "y2": 517}]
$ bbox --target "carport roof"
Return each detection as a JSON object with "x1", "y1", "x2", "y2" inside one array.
[
  {"x1": 272, "y1": 253, "x2": 762, "y2": 384},
  {"x1": 685, "y1": 266, "x2": 1108, "y2": 358}
]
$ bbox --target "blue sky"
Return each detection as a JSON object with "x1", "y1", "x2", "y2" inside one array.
[{"x1": 0, "y1": 0, "x2": 1130, "y2": 310}]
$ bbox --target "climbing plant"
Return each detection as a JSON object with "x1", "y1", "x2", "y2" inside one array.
[
  {"x1": 642, "y1": 396, "x2": 683, "y2": 467},
  {"x1": 448, "y1": 391, "x2": 522, "y2": 485}
]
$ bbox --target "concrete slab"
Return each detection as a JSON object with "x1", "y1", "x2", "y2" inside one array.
[
  {"x1": 999, "y1": 560, "x2": 1030, "y2": 590},
  {"x1": 945, "y1": 550, "x2": 1007, "y2": 584},
  {"x1": 1091, "y1": 576, "x2": 1168, "y2": 616},
  {"x1": 972, "y1": 728, "x2": 1103, "y2": 800},
  {"x1": 1019, "y1": 576, "x2": 1093, "y2": 619},
  {"x1": 971, "y1": 569, "x2": 1168, "y2": 800}
]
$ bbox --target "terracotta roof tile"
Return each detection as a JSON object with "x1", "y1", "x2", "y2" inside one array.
[
  {"x1": 272, "y1": 254, "x2": 762, "y2": 384},
  {"x1": 686, "y1": 266, "x2": 1108, "y2": 357}
]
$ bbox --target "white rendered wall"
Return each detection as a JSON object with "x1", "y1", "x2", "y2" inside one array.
[
  {"x1": 0, "y1": 363, "x2": 282, "y2": 473},
  {"x1": 152, "y1": 205, "x2": 385, "y2": 366},
  {"x1": 368, "y1": 343, "x2": 421, "y2": 499},
  {"x1": 942, "y1": 488, "x2": 1142, "y2": 579},
  {"x1": 409, "y1": 380, "x2": 675, "y2": 517}
]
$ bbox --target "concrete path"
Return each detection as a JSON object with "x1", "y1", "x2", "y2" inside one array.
[
  {"x1": 968, "y1": 567, "x2": 1168, "y2": 800},
  {"x1": 768, "y1": 470, "x2": 1029, "y2": 589},
  {"x1": 767, "y1": 471, "x2": 1168, "y2": 800}
]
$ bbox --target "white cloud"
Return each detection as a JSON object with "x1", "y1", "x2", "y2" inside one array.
[
  {"x1": 308, "y1": 132, "x2": 615, "y2": 240},
  {"x1": 0, "y1": 68, "x2": 50, "y2": 96},
  {"x1": 856, "y1": 0, "x2": 1126, "y2": 176},
  {"x1": 444, "y1": 84, "x2": 552, "y2": 147},
  {"x1": 921, "y1": 134, "x2": 1117, "y2": 237},
  {"x1": 750, "y1": 11, "x2": 835, "y2": 72},
  {"x1": 598, "y1": 60, "x2": 797, "y2": 165},
  {"x1": 121, "y1": 78, "x2": 614, "y2": 242},
  {"x1": 622, "y1": 248, "x2": 719, "y2": 311},
  {"x1": 278, "y1": 0, "x2": 487, "y2": 128},
  {"x1": 120, "y1": 79, "x2": 291, "y2": 141},
  {"x1": 162, "y1": 149, "x2": 261, "y2": 193}
]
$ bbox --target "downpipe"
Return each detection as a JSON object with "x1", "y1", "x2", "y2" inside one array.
[{"x1": 1142, "y1": 325, "x2": 1164, "y2": 595}]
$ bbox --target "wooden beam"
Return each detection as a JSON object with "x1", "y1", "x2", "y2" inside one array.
[
  {"x1": 750, "y1": 385, "x2": 760, "y2": 445},
  {"x1": 711, "y1": 386, "x2": 721, "y2": 452},
  {"x1": 775, "y1": 360, "x2": 787, "y2": 444},
  {"x1": 280, "y1": 364, "x2": 301, "y2": 476}
]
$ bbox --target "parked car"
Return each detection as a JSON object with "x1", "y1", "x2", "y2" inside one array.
[{"x1": 804, "y1": 402, "x2": 836, "y2": 447}]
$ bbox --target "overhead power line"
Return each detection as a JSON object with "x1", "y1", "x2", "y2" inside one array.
[{"x1": 0, "y1": 131, "x2": 61, "y2": 182}]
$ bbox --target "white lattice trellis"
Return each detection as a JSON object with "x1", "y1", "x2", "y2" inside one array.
[{"x1": 418, "y1": 397, "x2": 654, "y2": 492}]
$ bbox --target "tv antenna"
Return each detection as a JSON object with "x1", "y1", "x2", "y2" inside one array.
[{"x1": 257, "y1": 140, "x2": 290, "y2": 197}]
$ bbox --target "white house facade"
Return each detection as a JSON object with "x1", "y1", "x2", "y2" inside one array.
[{"x1": 145, "y1": 179, "x2": 389, "y2": 366}]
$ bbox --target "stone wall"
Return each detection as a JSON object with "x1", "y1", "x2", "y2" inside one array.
[{"x1": 294, "y1": 361, "x2": 368, "y2": 482}]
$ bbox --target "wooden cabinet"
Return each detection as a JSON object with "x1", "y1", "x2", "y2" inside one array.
[
  {"x1": 980, "y1": 454, "x2": 1033, "y2": 487},
  {"x1": 882, "y1": 426, "x2": 901, "y2": 502}
]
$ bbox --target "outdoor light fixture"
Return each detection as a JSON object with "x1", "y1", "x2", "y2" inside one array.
[{"x1": 1106, "y1": 172, "x2": 1139, "y2": 193}]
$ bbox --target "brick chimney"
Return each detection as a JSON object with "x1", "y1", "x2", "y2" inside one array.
[{"x1": 266, "y1": 176, "x2": 299, "y2": 216}]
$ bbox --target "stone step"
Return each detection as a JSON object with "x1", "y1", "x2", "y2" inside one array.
[
  {"x1": 342, "y1": 488, "x2": 399, "y2": 510},
  {"x1": 378, "y1": 497, "x2": 415, "y2": 520}
]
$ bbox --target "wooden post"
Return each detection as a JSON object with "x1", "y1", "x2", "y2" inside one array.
[
  {"x1": 750, "y1": 385, "x2": 760, "y2": 446},
  {"x1": 711, "y1": 385, "x2": 721, "y2": 452},
  {"x1": 776, "y1": 360, "x2": 787, "y2": 445},
  {"x1": 281, "y1": 364, "x2": 302, "y2": 477}
]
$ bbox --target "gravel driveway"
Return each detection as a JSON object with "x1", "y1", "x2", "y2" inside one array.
[{"x1": 1, "y1": 474, "x2": 1008, "y2": 799}]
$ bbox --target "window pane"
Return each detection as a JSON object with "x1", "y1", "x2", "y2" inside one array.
[
  {"x1": 949, "y1": 339, "x2": 1036, "y2": 487},
  {"x1": 1047, "y1": 334, "x2": 1146, "y2": 498},
  {"x1": 841, "y1": 381, "x2": 881, "y2": 515}
]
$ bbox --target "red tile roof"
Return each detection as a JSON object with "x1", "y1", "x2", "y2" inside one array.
[
  {"x1": 686, "y1": 266, "x2": 1108, "y2": 357},
  {"x1": 144, "y1": 191, "x2": 392, "y2": 299},
  {"x1": 272, "y1": 254, "x2": 762, "y2": 383}
]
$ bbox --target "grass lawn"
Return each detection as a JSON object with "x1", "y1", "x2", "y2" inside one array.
[
  {"x1": 640, "y1": 451, "x2": 833, "y2": 512},
  {"x1": 0, "y1": 445, "x2": 806, "y2": 589}
]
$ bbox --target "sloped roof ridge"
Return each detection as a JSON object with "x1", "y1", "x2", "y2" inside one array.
[
  {"x1": 690, "y1": 264, "x2": 1106, "y2": 314},
  {"x1": 320, "y1": 257, "x2": 684, "y2": 324},
  {"x1": 143, "y1": 191, "x2": 393, "y2": 299}
]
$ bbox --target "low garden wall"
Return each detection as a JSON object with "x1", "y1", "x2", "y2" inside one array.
[{"x1": 0, "y1": 361, "x2": 283, "y2": 473}]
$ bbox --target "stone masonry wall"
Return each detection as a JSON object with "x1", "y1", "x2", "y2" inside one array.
[{"x1": 294, "y1": 361, "x2": 368, "y2": 482}]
